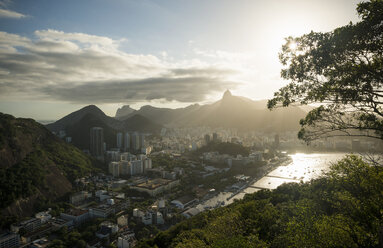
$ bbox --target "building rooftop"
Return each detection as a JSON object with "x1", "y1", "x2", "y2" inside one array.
[
  {"x1": 136, "y1": 178, "x2": 173, "y2": 190},
  {"x1": 64, "y1": 208, "x2": 88, "y2": 216}
]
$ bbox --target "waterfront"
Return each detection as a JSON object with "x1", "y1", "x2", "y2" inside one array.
[
  {"x1": 253, "y1": 153, "x2": 347, "y2": 189},
  {"x1": 197, "y1": 152, "x2": 348, "y2": 210}
]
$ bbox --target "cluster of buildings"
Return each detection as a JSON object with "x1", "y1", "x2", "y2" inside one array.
[
  {"x1": 108, "y1": 153, "x2": 152, "y2": 177},
  {"x1": 130, "y1": 178, "x2": 180, "y2": 196},
  {"x1": 202, "y1": 151, "x2": 263, "y2": 166},
  {"x1": 2, "y1": 188, "x2": 133, "y2": 248},
  {"x1": 90, "y1": 127, "x2": 151, "y2": 160},
  {"x1": 0, "y1": 232, "x2": 20, "y2": 248},
  {"x1": 133, "y1": 207, "x2": 165, "y2": 226},
  {"x1": 2, "y1": 210, "x2": 68, "y2": 247},
  {"x1": 308, "y1": 137, "x2": 383, "y2": 152}
]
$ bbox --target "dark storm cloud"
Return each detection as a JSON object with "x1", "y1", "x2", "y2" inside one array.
[{"x1": 0, "y1": 30, "x2": 239, "y2": 103}]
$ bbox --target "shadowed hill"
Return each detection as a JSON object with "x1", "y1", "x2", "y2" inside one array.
[
  {"x1": 46, "y1": 105, "x2": 122, "y2": 132},
  {"x1": 0, "y1": 113, "x2": 101, "y2": 219},
  {"x1": 46, "y1": 105, "x2": 162, "y2": 150}
]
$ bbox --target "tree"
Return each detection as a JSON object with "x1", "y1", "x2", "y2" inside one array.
[{"x1": 268, "y1": 0, "x2": 383, "y2": 143}]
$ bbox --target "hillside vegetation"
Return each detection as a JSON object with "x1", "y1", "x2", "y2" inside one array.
[
  {"x1": 140, "y1": 155, "x2": 383, "y2": 248},
  {"x1": 0, "y1": 113, "x2": 101, "y2": 219}
]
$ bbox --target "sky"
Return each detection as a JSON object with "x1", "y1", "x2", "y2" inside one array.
[{"x1": 0, "y1": 0, "x2": 361, "y2": 120}]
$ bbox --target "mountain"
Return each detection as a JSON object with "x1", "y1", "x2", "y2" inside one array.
[
  {"x1": 115, "y1": 105, "x2": 136, "y2": 119},
  {"x1": 46, "y1": 105, "x2": 122, "y2": 132},
  {"x1": 0, "y1": 113, "x2": 100, "y2": 220},
  {"x1": 117, "y1": 90, "x2": 307, "y2": 132},
  {"x1": 46, "y1": 105, "x2": 162, "y2": 150}
]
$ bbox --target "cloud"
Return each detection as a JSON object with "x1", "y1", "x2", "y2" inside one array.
[
  {"x1": 0, "y1": 8, "x2": 26, "y2": 19},
  {"x1": 40, "y1": 77, "x2": 237, "y2": 103},
  {"x1": 0, "y1": 30, "x2": 239, "y2": 104}
]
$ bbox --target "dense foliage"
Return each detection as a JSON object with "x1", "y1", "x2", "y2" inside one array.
[
  {"x1": 0, "y1": 113, "x2": 100, "y2": 213},
  {"x1": 151, "y1": 154, "x2": 188, "y2": 170},
  {"x1": 0, "y1": 150, "x2": 47, "y2": 209},
  {"x1": 139, "y1": 155, "x2": 383, "y2": 247},
  {"x1": 268, "y1": 0, "x2": 383, "y2": 143}
]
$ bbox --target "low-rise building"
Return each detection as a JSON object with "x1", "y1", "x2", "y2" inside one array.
[
  {"x1": 171, "y1": 195, "x2": 198, "y2": 209},
  {"x1": 181, "y1": 207, "x2": 201, "y2": 219},
  {"x1": 35, "y1": 211, "x2": 52, "y2": 224},
  {"x1": 11, "y1": 218, "x2": 41, "y2": 234},
  {"x1": 50, "y1": 218, "x2": 73, "y2": 231},
  {"x1": 23, "y1": 223, "x2": 54, "y2": 243},
  {"x1": 117, "y1": 215, "x2": 128, "y2": 227},
  {"x1": 60, "y1": 209, "x2": 90, "y2": 226},
  {"x1": 96, "y1": 222, "x2": 118, "y2": 239},
  {"x1": 0, "y1": 232, "x2": 19, "y2": 248},
  {"x1": 70, "y1": 191, "x2": 92, "y2": 206},
  {"x1": 130, "y1": 178, "x2": 180, "y2": 196},
  {"x1": 90, "y1": 199, "x2": 129, "y2": 218},
  {"x1": 117, "y1": 231, "x2": 136, "y2": 248},
  {"x1": 112, "y1": 179, "x2": 128, "y2": 189}
]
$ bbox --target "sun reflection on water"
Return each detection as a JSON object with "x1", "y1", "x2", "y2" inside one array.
[{"x1": 253, "y1": 153, "x2": 347, "y2": 189}]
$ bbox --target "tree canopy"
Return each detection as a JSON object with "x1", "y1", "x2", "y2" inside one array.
[{"x1": 268, "y1": 0, "x2": 383, "y2": 143}]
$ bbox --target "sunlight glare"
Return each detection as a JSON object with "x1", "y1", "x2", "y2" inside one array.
[{"x1": 289, "y1": 41, "x2": 297, "y2": 51}]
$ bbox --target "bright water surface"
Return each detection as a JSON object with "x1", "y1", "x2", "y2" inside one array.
[{"x1": 197, "y1": 153, "x2": 348, "y2": 211}]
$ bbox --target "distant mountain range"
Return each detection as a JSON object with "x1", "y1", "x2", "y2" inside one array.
[
  {"x1": 115, "y1": 105, "x2": 136, "y2": 119},
  {"x1": 116, "y1": 90, "x2": 308, "y2": 132},
  {"x1": 46, "y1": 105, "x2": 162, "y2": 150},
  {"x1": 45, "y1": 91, "x2": 307, "y2": 150},
  {"x1": 0, "y1": 113, "x2": 100, "y2": 219}
]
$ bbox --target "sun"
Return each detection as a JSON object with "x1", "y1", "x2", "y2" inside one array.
[{"x1": 288, "y1": 41, "x2": 297, "y2": 51}]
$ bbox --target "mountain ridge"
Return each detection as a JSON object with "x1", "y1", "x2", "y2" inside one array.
[
  {"x1": 116, "y1": 91, "x2": 307, "y2": 131},
  {"x1": 46, "y1": 105, "x2": 162, "y2": 150}
]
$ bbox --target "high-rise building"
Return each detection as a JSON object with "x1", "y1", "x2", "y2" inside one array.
[
  {"x1": 120, "y1": 161, "x2": 131, "y2": 175},
  {"x1": 132, "y1": 132, "x2": 140, "y2": 151},
  {"x1": 204, "y1": 134, "x2": 210, "y2": 144},
  {"x1": 274, "y1": 134, "x2": 280, "y2": 148},
  {"x1": 109, "y1": 162, "x2": 120, "y2": 177},
  {"x1": 124, "y1": 132, "x2": 131, "y2": 151},
  {"x1": 140, "y1": 133, "x2": 146, "y2": 149},
  {"x1": 143, "y1": 158, "x2": 152, "y2": 172},
  {"x1": 212, "y1": 133, "x2": 218, "y2": 142},
  {"x1": 117, "y1": 132, "x2": 123, "y2": 150},
  {"x1": 131, "y1": 160, "x2": 143, "y2": 175},
  {"x1": 90, "y1": 127, "x2": 104, "y2": 159}
]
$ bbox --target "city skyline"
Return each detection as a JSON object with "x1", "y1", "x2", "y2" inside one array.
[{"x1": 0, "y1": 0, "x2": 361, "y2": 120}]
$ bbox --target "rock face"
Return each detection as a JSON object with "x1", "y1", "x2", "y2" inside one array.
[
  {"x1": 0, "y1": 113, "x2": 98, "y2": 218},
  {"x1": 115, "y1": 105, "x2": 136, "y2": 119}
]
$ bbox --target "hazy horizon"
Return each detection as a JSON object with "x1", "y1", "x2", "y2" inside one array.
[{"x1": 0, "y1": 0, "x2": 361, "y2": 120}]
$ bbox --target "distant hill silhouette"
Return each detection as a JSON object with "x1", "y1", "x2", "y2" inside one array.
[
  {"x1": 115, "y1": 105, "x2": 136, "y2": 119},
  {"x1": 46, "y1": 105, "x2": 161, "y2": 150},
  {"x1": 116, "y1": 90, "x2": 307, "y2": 132},
  {"x1": 46, "y1": 105, "x2": 122, "y2": 132}
]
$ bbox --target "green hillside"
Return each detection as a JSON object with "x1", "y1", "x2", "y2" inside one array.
[
  {"x1": 140, "y1": 155, "x2": 383, "y2": 248},
  {"x1": 0, "y1": 113, "x2": 101, "y2": 218}
]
